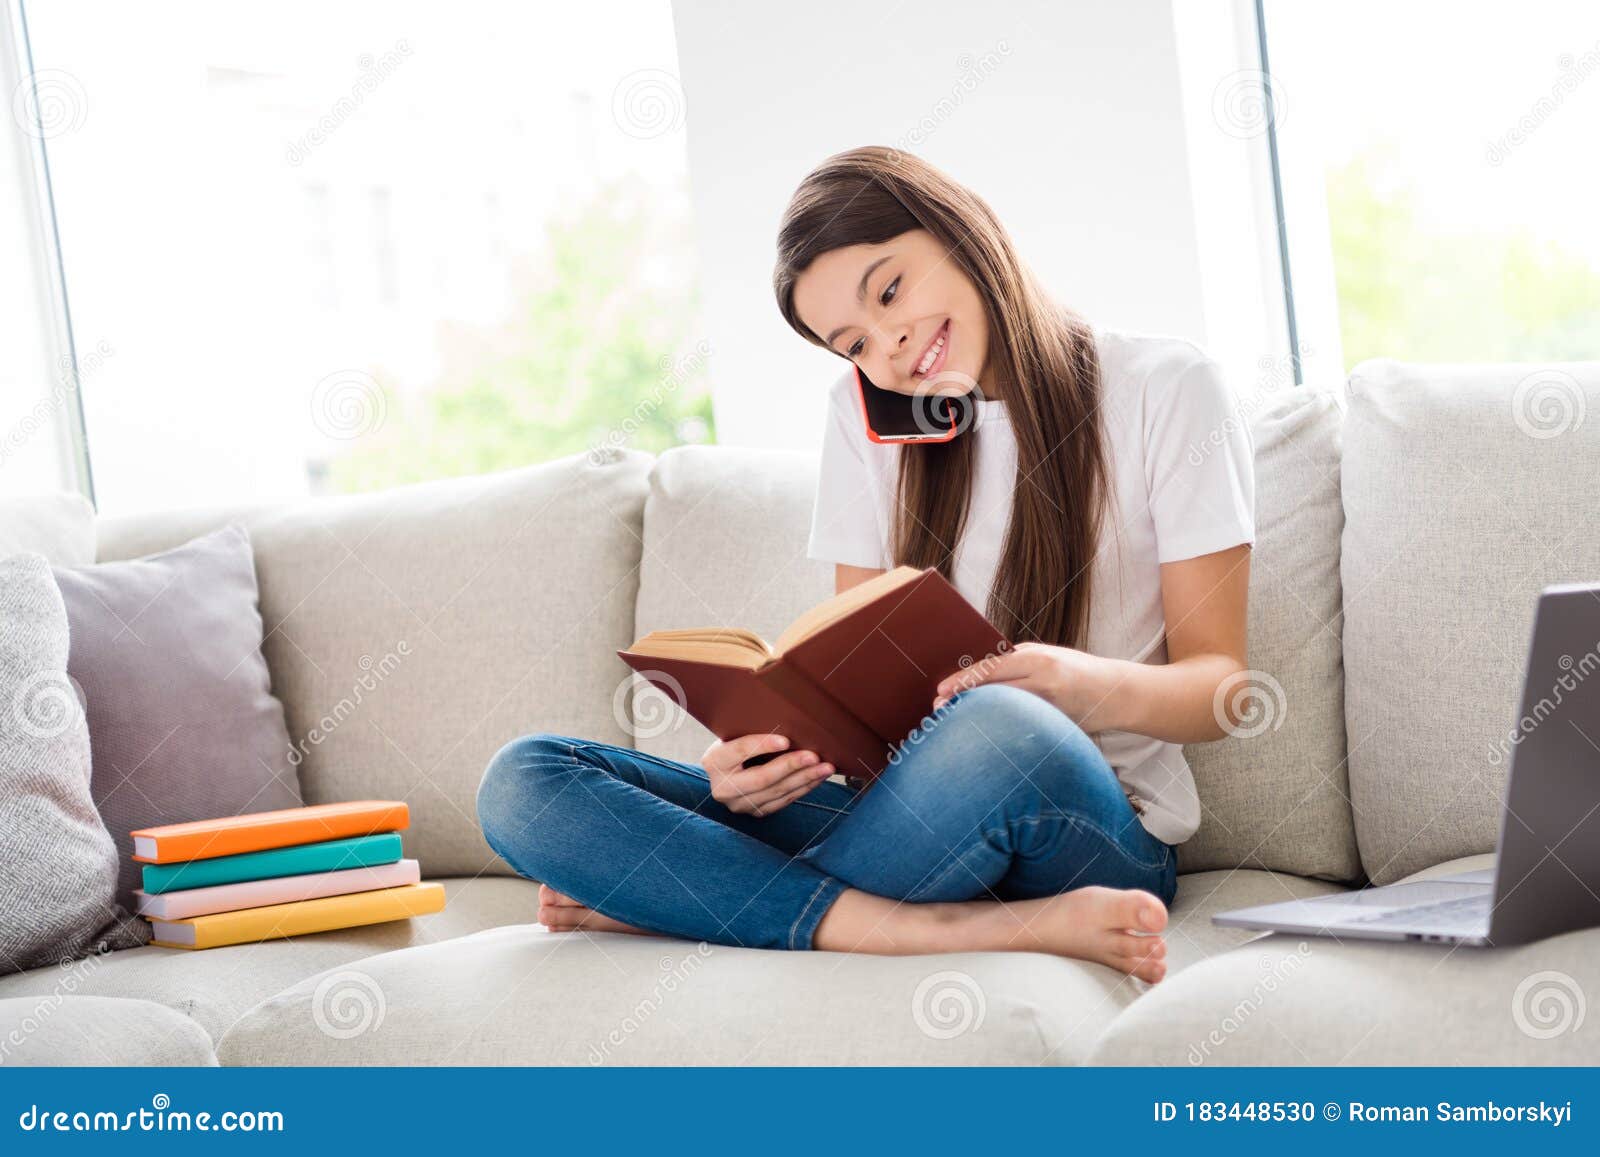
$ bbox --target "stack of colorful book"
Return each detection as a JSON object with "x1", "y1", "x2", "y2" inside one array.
[{"x1": 130, "y1": 801, "x2": 446, "y2": 950}]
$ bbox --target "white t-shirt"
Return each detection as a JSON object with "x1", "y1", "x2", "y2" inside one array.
[{"x1": 805, "y1": 327, "x2": 1255, "y2": 845}]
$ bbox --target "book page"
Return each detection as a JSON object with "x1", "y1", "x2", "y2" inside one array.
[
  {"x1": 622, "y1": 628, "x2": 773, "y2": 671},
  {"x1": 773, "y1": 565, "x2": 923, "y2": 655}
]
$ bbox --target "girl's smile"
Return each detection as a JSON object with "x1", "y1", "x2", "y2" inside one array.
[{"x1": 910, "y1": 317, "x2": 951, "y2": 380}]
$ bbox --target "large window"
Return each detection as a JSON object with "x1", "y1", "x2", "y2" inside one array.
[
  {"x1": 1264, "y1": 0, "x2": 1600, "y2": 372},
  {"x1": 25, "y1": 0, "x2": 711, "y2": 515}
]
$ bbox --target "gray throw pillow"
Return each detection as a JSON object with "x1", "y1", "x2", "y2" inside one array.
[
  {"x1": 54, "y1": 524, "x2": 303, "y2": 911},
  {"x1": 0, "y1": 553, "x2": 147, "y2": 974}
]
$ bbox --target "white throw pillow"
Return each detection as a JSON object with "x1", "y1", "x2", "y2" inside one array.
[{"x1": 0, "y1": 553, "x2": 147, "y2": 974}]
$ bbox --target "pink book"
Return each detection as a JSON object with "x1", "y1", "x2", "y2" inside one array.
[{"x1": 133, "y1": 859, "x2": 421, "y2": 920}]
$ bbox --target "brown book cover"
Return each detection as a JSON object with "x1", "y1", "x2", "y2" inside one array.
[{"x1": 616, "y1": 567, "x2": 1010, "y2": 780}]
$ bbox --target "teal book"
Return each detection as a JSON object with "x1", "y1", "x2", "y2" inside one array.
[{"x1": 140, "y1": 832, "x2": 404, "y2": 895}]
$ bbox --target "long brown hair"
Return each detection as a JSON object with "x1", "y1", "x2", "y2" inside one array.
[{"x1": 774, "y1": 147, "x2": 1108, "y2": 648}]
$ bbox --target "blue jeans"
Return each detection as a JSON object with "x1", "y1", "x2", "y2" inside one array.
[{"x1": 477, "y1": 683, "x2": 1176, "y2": 950}]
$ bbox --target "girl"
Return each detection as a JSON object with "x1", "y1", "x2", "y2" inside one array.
[{"x1": 477, "y1": 147, "x2": 1254, "y2": 982}]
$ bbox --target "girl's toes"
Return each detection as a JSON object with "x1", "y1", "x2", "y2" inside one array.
[
  {"x1": 1134, "y1": 956, "x2": 1167, "y2": 983},
  {"x1": 539, "y1": 904, "x2": 576, "y2": 930},
  {"x1": 1112, "y1": 931, "x2": 1164, "y2": 959},
  {"x1": 1113, "y1": 889, "x2": 1168, "y2": 933},
  {"x1": 1110, "y1": 932, "x2": 1166, "y2": 981},
  {"x1": 1116, "y1": 941, "x2": 1166, "y2": 978}
]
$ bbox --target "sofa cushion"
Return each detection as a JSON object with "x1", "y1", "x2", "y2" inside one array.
[
  {"x1": 0, "y1": 995, "x2": 217, "y2": 1066},
  {"x1": 212, "y1": 868, "x2": 1333, "y2": 1066},
  {"x1": 1090, "y1": 854, "x2": 1575, "y2": 1066},
  {"x1": 217, "y1": 924, "x2": 1133, "y2": 1066},
  {"x1": 0, "y1": 492, "x2": 95, "y2": 566},
  {"x1": 1091, "y1": 928, "x2": 1600, "y2": 1065},
  {"x1": 1341, "y1": 360, "x2": 1600, "y2": 884},
  {"x1": 630, "y1": 445, "x2": 835, "y2": 768},
  {"x1": 93, "y1": 451, "x2": 654, "y2": 877},
  {"x1": 1398, "y1": 852, "x2": 1497, "y2": 882},
  {"x1": 1163, "y1": 868, "x2": 1348, "y2": 974},
  {"x1": 0, "y1": 876, "x2": 540, "y2": 1044},
  {"x1": 55, "y1": 525, "x2": 302, "y2": 911},
  {"x1": 1178, "y1": 385, "x2": 1355, "y2": 880},
  {"x1": 1091, "y1": 880, "x2": 1600, "y2": 1067}
]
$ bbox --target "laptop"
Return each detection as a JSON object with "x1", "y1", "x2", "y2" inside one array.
[{"x1": 1214, "y1": 582, "x2": 1600, "y2": 947}]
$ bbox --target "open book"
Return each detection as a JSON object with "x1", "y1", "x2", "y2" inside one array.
[{"x1": 618, "y1": 566, "x2": 1009, "y2": 781}]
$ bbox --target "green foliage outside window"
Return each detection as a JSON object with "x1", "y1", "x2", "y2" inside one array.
[
  {"x1": 1327, "y1": 149, "x2": 1600, "y2": 369},
  {"x1": 328, "y1": 178, "x2": 714, "y2": 494}
]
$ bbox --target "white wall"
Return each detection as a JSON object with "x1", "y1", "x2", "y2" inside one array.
[{"x1": 672, "y1": 0, "x2": 1224, "y2": 450}]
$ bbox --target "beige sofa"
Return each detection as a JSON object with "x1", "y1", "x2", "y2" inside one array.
[{"x1": 3, "y1": 358, "x2": 1598, "y2": 1066}]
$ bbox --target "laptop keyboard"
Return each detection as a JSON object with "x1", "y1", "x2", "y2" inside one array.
[{"x1": 1347, "y1": 893, "x2": 1491, "y2": 930}]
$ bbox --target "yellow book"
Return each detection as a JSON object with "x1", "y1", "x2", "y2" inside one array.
[{"x1": 148, "y1": 882, "x2": 446, "y2": 950}]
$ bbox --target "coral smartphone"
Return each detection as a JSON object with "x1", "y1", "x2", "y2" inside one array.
[{"x1": 854, "y1": 365, "x2": 960, "y2": 444}]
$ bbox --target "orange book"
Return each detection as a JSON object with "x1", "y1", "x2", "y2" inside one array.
[{"x1": 130, "y1": 801, "x2": 410, "y2": 864}]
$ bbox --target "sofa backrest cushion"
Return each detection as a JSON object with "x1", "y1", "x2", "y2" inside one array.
[
  {"x1": 630, "y1": 445, "x2": 835, "y2": 768},
  {"x1": 633, "y1": 395, "x2": 1358, "y2": 882},
  {"x1": 1179, "y1": 384, "x2": 1358, "y2": 880},
  {"x1": 1341, "y1": 359, "x2": 1600, "y2": 883},
  {"x1": 94, "y1": 450, "x2": 653, "y2": 878}
]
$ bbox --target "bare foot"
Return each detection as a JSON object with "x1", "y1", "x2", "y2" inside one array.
[
  {"x1": 537, "y1": 884, "x2": 656, "y2": 937},
  {"x1": 971, "y1": 887, "x2": 1169, "y2": 983},
  {"x1": 814, "y1": 885, "x2": 1169, "y2": 983}
]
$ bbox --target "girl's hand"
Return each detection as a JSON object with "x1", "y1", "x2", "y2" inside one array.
[
  {"x1": 933, "y1": 641, "x2": 1115, "y2": 730},
  {"x1": 701, "y1": 733, "x2": 835, "y2": 816}
]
